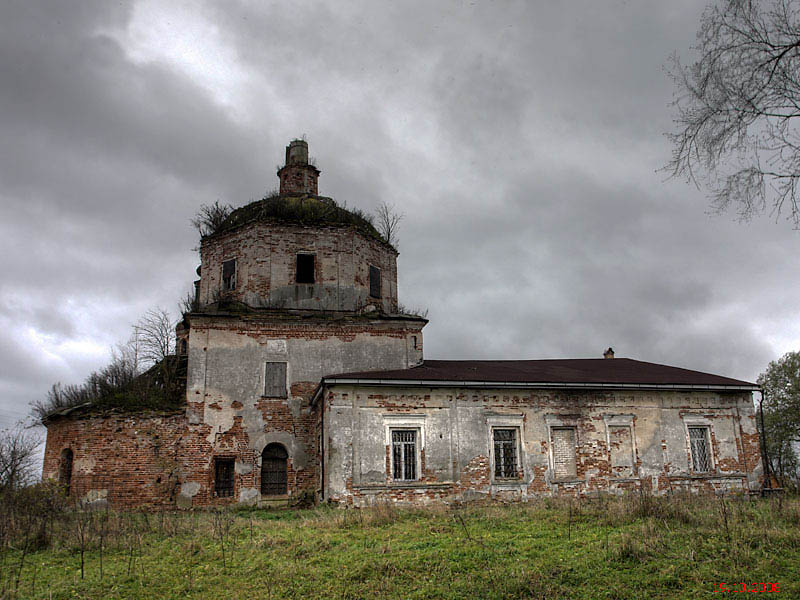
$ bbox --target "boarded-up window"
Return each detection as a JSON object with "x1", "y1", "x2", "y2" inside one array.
[
  {"x1": 296, "y1": 254, "x2": 315, "y2": 284},
  {"x1": 369, "y1": 265, "x2": 381, "y2": 298},
  {"x1": 392, "y1": 429, "x2": 417, "y2": 480},
  {"x1": 688, "y1": 426, "x2": 711, "y2": 472},
  {"x1": 551, "y1": 427, "x2": 577, "y2": 479},
  {"x1": 493, "y1": 428, "x2": 519, "y2": 478},
  {"x1": 214, "y1": 457, "x2": 235, "y2": 498},
  {"x1": 264, "y1": 362, "x2": 287, "y2": 398},
  {"x1": 222, "y1": 259, "x2": 237, "y2": 290},
  {"x1": 608, "y1": 426, "x2": 634, "y2": 477}
]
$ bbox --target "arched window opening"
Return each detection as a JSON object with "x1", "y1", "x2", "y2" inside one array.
[
  {"x1": 59, "y1": 448, "x2": 73, "y2": 495},
  {"x1": 261, "y1": 443, "x2": 288, "y2": 496}
]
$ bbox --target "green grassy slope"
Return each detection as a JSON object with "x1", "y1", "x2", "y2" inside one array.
[{"x1": 4, "y1": 495, "x2": 799, "y2": 599}]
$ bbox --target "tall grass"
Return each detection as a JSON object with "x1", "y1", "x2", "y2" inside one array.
[{"x1": 1, "y1": 492, "x2": 798, "y2": 599}]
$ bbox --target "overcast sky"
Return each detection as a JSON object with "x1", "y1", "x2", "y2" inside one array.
[{"x1": 2, "y1": 0, "x2": 799, "y2": 436}]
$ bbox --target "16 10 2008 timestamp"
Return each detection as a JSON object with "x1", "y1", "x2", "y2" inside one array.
[{"x1": 713, "y1": 582, "x2": 781, "y2": 593}]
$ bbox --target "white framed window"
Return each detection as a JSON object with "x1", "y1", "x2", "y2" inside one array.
[
  {"x1": 492, "y1": 428, "x2": 520, "y2": 479},
  {"x1": 682, "y1": 415, "x2": 715, "y2": 474},
  {"x1": 384, "y1": 415, "x2": 425, "y2": 482},
  {"x1": 487, "y1": 414, "x2": 524, "y2": 481},
  {"x1": 391, "y1": 430, "x2": 417, "y2": 480},
  {"x1": 688, "y1": 426, "x2": 712, "y2": 473}
]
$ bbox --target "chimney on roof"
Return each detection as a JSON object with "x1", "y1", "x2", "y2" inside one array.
[
  {"x1": 277, "y1": 139, "x2": 320, "y2": 195},
  {"x1": 603, "y1": 347, "x2": 615, "y2": 359}
]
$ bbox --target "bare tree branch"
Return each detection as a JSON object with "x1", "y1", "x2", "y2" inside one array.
[
  {"x1": 665, "y1": 0, "x2": 800, "y2": 227},
  {"x1": 191, "y1": 201, "x2": 232, "y2": 237},
  {"x1": 375, "y1": 201, "x2": 404, "y2": 247},
  {"x1": 0, "y1": 426, "x2": 42, "y2": 491}
]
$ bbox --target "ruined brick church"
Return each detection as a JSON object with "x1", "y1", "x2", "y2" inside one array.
[{"x1": 42, "y1": 140, "x2": 763, "y2": 508}]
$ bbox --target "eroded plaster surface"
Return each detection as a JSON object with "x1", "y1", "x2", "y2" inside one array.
[{"x1": 324, "y1": 385, "x2": 762, "y2": 505}]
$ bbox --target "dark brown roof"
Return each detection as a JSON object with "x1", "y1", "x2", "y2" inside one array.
[{"x1": 324, "y1": 358, "x2": 757, "y2": 389}]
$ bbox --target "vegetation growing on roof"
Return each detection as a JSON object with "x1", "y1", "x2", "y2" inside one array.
[
  {"x1": 33, "y1": 309, "x2": 186, "y2": 421},
  {"x1": 200, "y1": 192, "x2": 396, "y2": 250}
]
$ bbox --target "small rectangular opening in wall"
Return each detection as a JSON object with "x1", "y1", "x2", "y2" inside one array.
[
  {"x1": 214, "y1": 457, "x2": 235, "y2": 498},
  {"x1": 369, "y1": 265, "x2": 381, "y2": 298},
  {"x1": 391, "y1": 429, "x2": 417, "y2": 480},
  {"x1": 264, "y1": 362, "x2": 287, "y2": 398},
  {"x1": 551, "y1": 427, "x2": 577, "y2": 479},
  {"x1": 296, "y1": 253, "x2": 315, "y2": 284},
  {"x1": 222, "y1": 259, "x2": 237, "y2": 290},
  {"x1": 688, "y1": 426, "x2": 711, "y2": 473}
]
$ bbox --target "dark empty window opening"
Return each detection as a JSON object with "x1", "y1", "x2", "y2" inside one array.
[
  {"x1": 214, "y1": 457, "x2": 235, "y2": 498},
  {"x1": 222, "y1": 259, "x2": 237, "y2": 291},
  {"x1": 392, "y1": 429, "x2": 417, "y2": 480},
  {"x1": 296, "y1": 254, "x2": 315, "y2": 284},
  {"x1": 688, "y1": 427, "x2": 711, "y2": 473},
  {"x1": 493, "y1": 429, "x2": 519, "y2": 479},
  {"x1": 412, "y1": 336, "x2": 418, "y2": 350},
  {"x1": 369, "y1": 265, "x2": 381, "y2": 298},
  {"x1": 59, "y1": 448, "x2": 73, "y2": 495},
  {"x1": 264, "y1": 362, "x2": 287, "y2": 397},
  {"x1": 261, "y1": 443, "x2": 288, "y2": 496}
]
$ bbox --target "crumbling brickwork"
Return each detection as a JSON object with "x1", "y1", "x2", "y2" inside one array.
[{"x1": 199, "y1": 223, "x2": 398, "y2": 314}]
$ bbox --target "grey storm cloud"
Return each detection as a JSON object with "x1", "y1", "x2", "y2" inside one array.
[{"x1": 1, "y1": 0, "x2": 799, "y2": 440}]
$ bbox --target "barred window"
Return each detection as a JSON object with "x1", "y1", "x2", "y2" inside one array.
[
  {"x1": 493, "y1": 428, "x2": 518, "y2": 478},
  {"x1": 392, "y1": 429, "x2": 417, "y2": 480},
  {"x1": 551, "y1": 427, "x2": 577, "y2": 479},
  {"x1": 688, "y1": 427, "x2": 711, "y2": 473},
  {"x1": 214, "y1": 457, "x2": 235, "y2": 498},
  {"x1": 222, "y1": 259, "x2": 237, "y2": 290}
]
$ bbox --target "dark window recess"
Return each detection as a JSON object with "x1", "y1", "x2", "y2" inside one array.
[
  {"x1": 59, "y1": 448, "x2": 73, "y2": 495},
  {"x1": 493, "y1": 429, "x2": 518, "y2": 478},
  {"x1": 214, "y1": 458, "x2": 235, "y2": 498},
  {"x1": 296, "y1": 254, "x2": 315, "y2": 283},
  {"x1": 689, "y1": 427, "x2": 711, "y2": 472},
  {"x1": 261, "y1": 444, "x2": 288, "y2": 495},
  {"x1": 264, "y1": 362, "x2": 287, "y2": 397},
  {"x1": 222, "y1": 259, "x2": 237, "y2": 290},
  {"x1": 369, "y1": 265, "x2": 381, "y2": 298},
  {"x1": 392, "y1": 429, "x2": 417, "y2": 480}
]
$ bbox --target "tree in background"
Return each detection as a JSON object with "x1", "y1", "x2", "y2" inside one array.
[
  {"x1": 757, "y1": 350, "x2": 800, "y2": 486},
  {"x1": 666, "y1": 0, "x2": 800, "y2": 227},
  {"x1": 0, "y1": 426, "x2": 41, "y2": 491}
]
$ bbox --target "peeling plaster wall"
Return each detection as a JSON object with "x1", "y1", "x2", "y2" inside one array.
[
  {"x1": 183, "y1": 314, "x2": 425, "y2": 505},
  {"x1": 323, "y1": 386, "x2": 763, "y2": 505}
]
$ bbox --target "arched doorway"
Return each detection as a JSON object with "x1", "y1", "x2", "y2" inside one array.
[
  {"x1": 59, "y1": 448, "x2": 73, "y2": 495},
  {"x1": 261, "y1": 443, "x2": 288, "y2": 496}
]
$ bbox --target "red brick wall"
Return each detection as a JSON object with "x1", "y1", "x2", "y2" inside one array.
[
  {"x1": 199, "y1": 222, "x2": 398, "y2": 313},
  {"x1": 42, "y1": 413, "x2": 187, "y2": 509}
]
